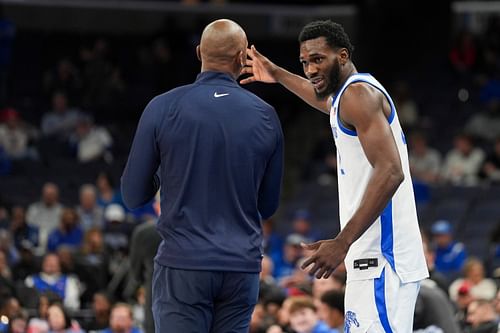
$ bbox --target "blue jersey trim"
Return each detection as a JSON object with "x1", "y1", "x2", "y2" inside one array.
[
  {"x1": 333, "y1": 75, "x2": 396, "y2": 137},
  {"x1": 381, "y1": 200, "x2": 396, "y2": 271},
  {"x1": 374, "y1": 268, "x2": 394, "y2": 333}
]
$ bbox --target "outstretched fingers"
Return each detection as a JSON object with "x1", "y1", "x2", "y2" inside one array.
[{"x1": 239, "y1": 76, "x2": 256, "y2": 85}]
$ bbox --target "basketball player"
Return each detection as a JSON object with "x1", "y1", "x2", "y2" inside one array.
[
  {"x1": 122, "y1": 19, "x2": 283, "y2": 332},
  {"x1": 241, "y1": 20, "x2": 428, "y2": 332}
]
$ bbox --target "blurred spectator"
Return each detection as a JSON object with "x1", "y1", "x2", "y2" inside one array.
[
  {"x1": 69, "y1": 116, "x2": 113, "y2": 163},
  {"x1": 449, "y1": 258, "x2": 497, "y2": 303},
  {"x1": 249, "y1": 303, "x2": 268, "y2": 333},
  {"x1": 279, "y1": 258, "x2": 312, "y2": 296},
  {"x1": 41, "y1": 91, "x2": 84, "y2": 139},
  {"x1": 262, "y1": 219, "x2": 284, "y2": 271},
  {"x1": 74, "y1": 228, "x2": 109, "y2": 303},
  {"x1": 268, "y1": 297, "x2": 295, "y2": 333},
  {"x1": 57, "y1": 246, "x2": 77, "y2": 277},
  {"x1": 465, "y1": 100, "x2": 500, "y2": 143},
  {"x1": 464, "y1": 299, "x2": 499, "y2": 333},
  {"x1": 76, "y1": 184, "x2": 104, "y2": 231},
  {"x1": 0, "y1": 250, "x2": 15, "y2": 297},
  {"x1": 0, "y1": 229, "x2": 19, "y2": 266},
  {"x1": 81, "y1": 292, "x2": 112, "y2": 332},
  {"x1": 291, "y1": 210, "x2": 320, "y2": 241},
  {"x1": 449, "y1": 30, "x2": 477, "y2": 74},
  {"x1": 131, "y1": 286, "x2": 145, "y2": 331},
  {"x1": 413, "y1": 279, "x2": 461, "y2": 333},
  {"x1": 46, "y1": 302, "x2": 84, "y2": 333},
  {"x1": 317, "y1": 290, "x2": 344, "y2": 332},
  {"x1": 103, "y1": 203, "x2": 131, "y2": 253},
  {"x1": 47, "y1": 208, "x2": 83, "y2": 252},
  {"x1": 288, "y1": 296, "x2": 336, "y2": 333},
  {"x1": 260, "y1": 262, "x2": 287, "y2": 327},
  {"x1": 103, "y1": 204, "x2": 133, "y2": 299},
  {"x1": 102, "y1": 302, "x2": 143, "y2": 333},
  {"x1": 0, "y1": 297, "x2": 20, "y2": 333},
  {"x1": 7, "y1": 310, "x2": 28, "y2": 333},
  {"x1": 81, "y1": 38, "x2": 126, "y2": 116},
  {"x1": 431, "y1": 220, "x2": 467, "y2": 279},
  {"x1": 9, "y1": 205, "x2": 39, "y2": 250},
  {"x1": 259, "y1": 255, "x2": 283, "y2": 304},
  {"x1": 392, "y1": 81, "x2": 420, "y2": 129},
  {"x1": 129, "y1": 218, "x2": 161, "y2": 333},
  {"x1": 422, "y1": 231, "x2": 450, "y2": 295},
  {"x1": 25, "y1": 253, "x2": 81, "y2": 310},
  {"x1": 0, "y1": 9, "x2": 15, "y2": 107},
  {"x1": 409, "y1": 132, "x2": 442, "y2": 184},
  {"x1": 43, "y1": 59, "x2": 82, "y2": 105},
  {"x1": 274, "y1": 233, "x2": 307, "y2": 281},
  {"x1": 312, "y1": 271, "x2": 345, "y2": 305},
  {"x1": 26, "y1": 292, "x2": 60, "y2": 333},
  {"x1": 96, "y1": 172, "x2": 124, "y2": 209},
  {"x1": 441, "y1": 134, "x2": 485, "y2": 186},
  {"x1": 481, "y1": 137, "x2": 500, "y2": 184},
  {"x1": 0, "y1": 108, "x2": 34, "y2": 160},
  {"x1": 26, "y1": 182, "x2": 63, "y2": 251},
  {"x1": 11, "y1": 241, "x2": 39, "y2": 281}
]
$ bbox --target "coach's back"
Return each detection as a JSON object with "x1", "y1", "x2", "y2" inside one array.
[{"x1": 121, "y1": 71, "x2": 283, "y2": 273}]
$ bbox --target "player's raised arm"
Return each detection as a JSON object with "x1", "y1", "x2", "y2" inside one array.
[{"x1": 240, "y1": 45, "x2": 331, "y2": 114}]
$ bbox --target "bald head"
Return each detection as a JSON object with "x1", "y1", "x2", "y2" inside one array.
[{"x1": 198, "y1": 19, "x2": 248, "y2": 78}]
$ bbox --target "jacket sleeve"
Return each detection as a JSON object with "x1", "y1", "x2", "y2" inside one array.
[
  {"x1": 257, "y1": 108, "x2": 284, "y2": 219},
  {"x1": 121, "y1": 98, "x2": 162, "y2": 209}
]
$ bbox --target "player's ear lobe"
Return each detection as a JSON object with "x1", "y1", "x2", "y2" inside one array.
[{"x1": 196, "y1": 45, "x2": 201, "y2": 62}]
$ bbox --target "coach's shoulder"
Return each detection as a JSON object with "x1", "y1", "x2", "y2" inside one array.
[
  {"x1": 146, "y1": 84, "x2": 194, "y2": 110},
  {"x1": 240, "y1": 87, "x2": 275, "y2": 112}
]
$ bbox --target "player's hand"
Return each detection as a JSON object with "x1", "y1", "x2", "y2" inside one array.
[
  {"x1": 240, "y1": 45, "x2": 279, "y2": 84},
  {"x1": 300, "y1": 239, "x2": 348, "y2": 279}
]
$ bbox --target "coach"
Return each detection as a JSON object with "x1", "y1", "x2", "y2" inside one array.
[{"x1": 121, "y1": 19, "x2": 283, "y2": 333}]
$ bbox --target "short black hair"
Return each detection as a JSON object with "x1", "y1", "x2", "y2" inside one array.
[
  {"x1": 299, "y1": 20, "x2": 354, "y2": 58},
  {"x1": 320, "y1": 289, "x2": 345, "y2": 313}
]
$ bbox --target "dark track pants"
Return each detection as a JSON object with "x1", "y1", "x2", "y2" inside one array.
[{"x1": 152, "y1": 263, "x2": 259, "y2": 333}]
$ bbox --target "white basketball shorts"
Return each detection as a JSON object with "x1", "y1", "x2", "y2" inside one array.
[{"x1": 344, "y1": 262, "x2": 421, "y2": 333}]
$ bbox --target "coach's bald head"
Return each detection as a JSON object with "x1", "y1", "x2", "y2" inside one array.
[{"x1": 197, "y1": 19, "x2": 247, "y2": 79}]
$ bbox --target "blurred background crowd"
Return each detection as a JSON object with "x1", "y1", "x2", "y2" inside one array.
[{"x1": 1, "y1": 0, "x2": 500, "y2": 332}]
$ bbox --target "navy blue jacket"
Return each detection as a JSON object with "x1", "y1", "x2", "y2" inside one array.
[{"x1": 121, "y1": 71, "x2": 283, "y2": 272}]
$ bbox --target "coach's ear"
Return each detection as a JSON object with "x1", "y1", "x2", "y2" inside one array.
[
  {"x1": 196, "y1": 45, "x2": 201, "y2": 62},
  {"x1": 237, "y1": 49, "x2": 246, "y2": 67}
]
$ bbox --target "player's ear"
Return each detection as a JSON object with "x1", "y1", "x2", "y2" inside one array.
[
  {"x1": 339, "y1": 48, "x2": 349, "y2": 65},
  {"x1": 196, "y1": 45, "x2": 201, "y2": 62}
]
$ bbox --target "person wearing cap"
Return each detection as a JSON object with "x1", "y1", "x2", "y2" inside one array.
[
  {"x1": 274, "y1": 234, "x2": 310, "y2": 282},
  {"x1": 431, "y1": 220, "x2": 468, "y2": 279},
  {"x1": 291, "y1": 209, "x2": 321, "y2": 242}
]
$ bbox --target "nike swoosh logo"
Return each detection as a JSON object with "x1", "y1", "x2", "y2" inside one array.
[{"x1": 214, "y1": 92, "x2": 229, "y2": 98}]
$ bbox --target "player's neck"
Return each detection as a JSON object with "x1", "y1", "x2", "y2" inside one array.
[{"x1": 338, "y1": 62, "x2": 357, "y2": 88}]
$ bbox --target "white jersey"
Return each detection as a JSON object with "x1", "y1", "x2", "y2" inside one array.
[{"x1": 330, "y1": 73, "x2": 428, "y2": 283}]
